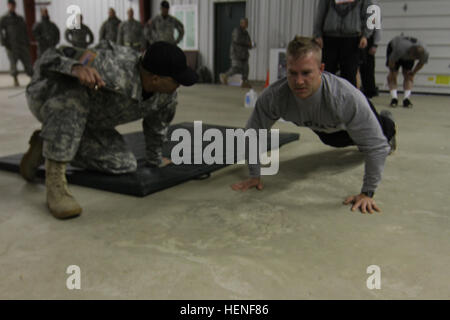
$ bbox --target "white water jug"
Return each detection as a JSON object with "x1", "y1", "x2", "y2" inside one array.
[{"x1": 245, "y1": 89, "x2": 258, "y2": 108}]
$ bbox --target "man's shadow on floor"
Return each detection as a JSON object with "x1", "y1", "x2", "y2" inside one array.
[
  {"x1": 273, "y1": 148, "x2": 365, "y2": 190},
  {"x1": 0, "y1": 86, "x2": 23, "y2": 90}
]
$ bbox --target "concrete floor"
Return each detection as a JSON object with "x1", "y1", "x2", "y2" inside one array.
[{"x1": 0, "y1": 74, "x2": 449, "y2": 300}]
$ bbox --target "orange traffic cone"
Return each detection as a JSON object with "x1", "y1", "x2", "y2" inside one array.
[{"x1": 264, "y1": 70, "x2": 270, "y2": 88}]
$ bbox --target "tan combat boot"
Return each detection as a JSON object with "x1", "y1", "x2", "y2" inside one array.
[
  {"x1": 20, "y1": 130, "x2": 45, "y2": 182},
  {"x1": 45, "y1": 159, "x2": 82, "y2": 219}
]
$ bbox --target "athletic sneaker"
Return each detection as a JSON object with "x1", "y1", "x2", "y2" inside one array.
[
  {"x1": 380, "y1": 110, "x2": 397, "y2": 155},
  {"x1": 403, "y1": 98, "x2": 413, "y2": 108},
  {"x1": 390, "y1": 98, "x2": 398, "y2": 108}
]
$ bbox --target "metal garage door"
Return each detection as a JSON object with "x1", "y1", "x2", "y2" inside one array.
[{"x1": 377, "y1": 0, "x2": 450, "y2": 94}]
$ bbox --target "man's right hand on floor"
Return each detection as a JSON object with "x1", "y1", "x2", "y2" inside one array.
[{"x1": 231, "y1": 177, "x2": 264, "y2": 192}]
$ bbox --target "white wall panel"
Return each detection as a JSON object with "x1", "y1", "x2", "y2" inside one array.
[
  {"x1": 247, "y1": 0, "x2": 318, "y2": 80},
  {"x1": 380, "y1": 0, "x2": 450, "y2": 17}
]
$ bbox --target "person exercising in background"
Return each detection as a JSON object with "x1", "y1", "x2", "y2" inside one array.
[
  {"x1": 232, "y1": 37, "x2": 397, "y2": 215},
  {"x1": 387, "y1": 35, "x2": 429, "y2": 108}
]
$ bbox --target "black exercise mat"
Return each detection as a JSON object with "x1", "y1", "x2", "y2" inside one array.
[{"x1": 0, "y1": 123, "x2": 300, "y2": 197}]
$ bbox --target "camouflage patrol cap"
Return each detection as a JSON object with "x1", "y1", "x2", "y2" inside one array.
[{"x1": 141, "y1": 41, "x2": 198, "y2": 87}]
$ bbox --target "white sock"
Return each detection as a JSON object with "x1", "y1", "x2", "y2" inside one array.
[
  {"x1": 404, "y1": 90, "x2": 412, "y2": 99},
  {"x1": 390, "y1": 90, "x2": 398, "y2": 99}
]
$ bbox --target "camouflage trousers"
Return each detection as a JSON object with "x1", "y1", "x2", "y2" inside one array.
[
  {"x1": 30, "y1": 87, "x2": 137, "y2": 175},
  {"x1": 6, "y1": 48, "x2": 34, "y2": 77},
  {"x1": 225, "y1": 59, "x2": 249, "y2": 81},
  {"x1": 124, "y1": 43, "x2": 142, "y2": 52}
]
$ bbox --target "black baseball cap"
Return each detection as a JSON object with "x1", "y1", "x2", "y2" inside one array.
[
  {"x1": 141, "y1": 42, "x2": 198, "y2": 87},
  {"x1": 161, "y1": 1, "x2": 170, "y2": 9},
  {"x1": 8, "y1": 0, "x2": 16, "y2": 5}
]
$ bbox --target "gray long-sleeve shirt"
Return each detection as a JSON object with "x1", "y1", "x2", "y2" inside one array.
[{"x1": 246, "y1": 72, "x2": 390, "y2": 193}]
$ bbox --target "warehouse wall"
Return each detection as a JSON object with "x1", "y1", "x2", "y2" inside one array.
[
  {"x1": 0, "y1": 0, "x2": 140, "y2": 72},
  {"x1": 151, "y1": 0, "x2": 239, "y2": 80},
  {"x1": 154, "y1": 0, "x2": 450, "y2": 94},
  {"x1": 40, "y1": 0, "x2": 140, "y2": 46},
  {"x1": 2, "y1": 0, "x2": 449, "y2": 94},
  {"x1": 246, "y1": 0, "x2": 318, "y2": 80}
]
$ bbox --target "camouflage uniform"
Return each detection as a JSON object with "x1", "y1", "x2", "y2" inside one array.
[
  {"x1": 99, "y1": 16, "x2": 121, "y2": 43},
  {"x1": 225, "y1": 27, "x2": 252, "y2": 81},
  {"x1": 146, "y1": 15, "x2": 184, "y2": 45},
  {"x1": 117, "y1": 19, "x2": 144, "y2": 51},
  {"x1": 26, "y1": 41, "x2": 178, "y2": 173},
  {"x1": 0, "y1": 11, "x2": 33, "y2": 77},
  {"x1": 32, "y1": 17, "x2": 60, "y2": 57},
  {"x1": 64, "y1": 24, "x2": 94, "y2": 49}
]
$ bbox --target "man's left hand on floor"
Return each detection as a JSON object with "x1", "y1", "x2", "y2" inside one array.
[{"x1": 343, "y1": 194, "x2": 381, "y2": 214}]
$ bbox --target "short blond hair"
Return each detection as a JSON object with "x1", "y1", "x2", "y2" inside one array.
[{"x1": 287, "y1": 36, "x2": 322, "y2": 65}]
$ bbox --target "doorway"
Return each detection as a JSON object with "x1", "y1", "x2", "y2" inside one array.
[
  {"x1": 139, "y1": 0, "x2": 152, "y2": 24},
  {"x1": 214, "y1": 1, "x2": 246, "y2": 83}
]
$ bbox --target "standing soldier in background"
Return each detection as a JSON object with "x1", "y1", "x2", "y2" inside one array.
[
  {"x1": 65, "y1": 14, "x2": 94, "y2": 49},
  {"x1": 220, "y1": 18, "x2": 253, "y2": 89},
  {"x1": 313, "y1": 0, "x2": 373, "y2": 87},
  {"x1": 99, "y1": 8, "x2": 121, "y2": 43},
  {"x1": 117, "y1": 8, "x2": 144, "y2": 51},
  {"x1": 144, "y1": 19, "x2": 154, "y2": 49},
  {"x1": 32, "y1": 7, "x2": 60, "y2": 58},
  {"x1": 146, "y1": 1, "x2": 184, "y2": 46},
  {"x1": 0, "y1": 0, "x2": 33, "y2": 87}
]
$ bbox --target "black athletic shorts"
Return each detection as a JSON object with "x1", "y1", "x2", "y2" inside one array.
[
  {"x1": 386, "y1": 41, "x2": 415, "y2": 72},
  {"x1": 313, "y1": 99, "x2": 396, "y2": 148}
]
